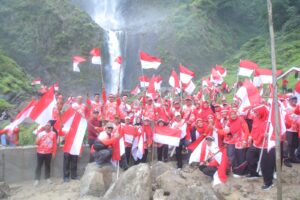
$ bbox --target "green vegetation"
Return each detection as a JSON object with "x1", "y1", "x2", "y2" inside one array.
[
  {"x1": 18, "y1": 124, "x2": 37, "y2": 145},
  {"x1": 0, "y1": 0, "x2": 103, "y2": 95}
]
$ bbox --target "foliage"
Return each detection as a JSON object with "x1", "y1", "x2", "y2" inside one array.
[{"x1": 18, "y1": 123, "x2": 37, "y2": 145}]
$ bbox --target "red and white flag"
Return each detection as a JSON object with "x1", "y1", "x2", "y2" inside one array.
[
  {"x1": 210, "y1": 68, "x2": 223, "y2": 84},
  {"x1": 238, "y1": 60, "x2": 258, "y2": 77},
  {"x1": 131, "y1": 135, "x2": 144, "y2": 161},
  {"x1": 169, "y1": 69, "x2": 181, "y2": 93},
  {"x1": 73, "y1": 56, "x2": 86, "y2": 72},
  {"x1": 179, "y1": 64, "x2": 195, "y2": 84},
  {"x1": 30, "y1": 86, "x2": 56, "y2": 125},
  {"x1": 295, "y1": 80, "x2": 300, "y2": 103},
  {"x1": 235, "y1": 79, "x2": 261, "y2": 112},
  {"x1": 63, "y1": 111, "x2": 87, "y2": 155},
  {"x1": 90, "y1": 48, "x2": 101, "y2": 65},
  {"x1": 140, "y1": 51, "x2": 161, "y2": 70},
  {"x1": 31, "y1": 78, "x2": 41, "y2": 85},
  {"x1": 253, "y1": 68, "x2": 282, "y2": 87},
  {"x1": 5, "y1": 99, "x2": 36, "y2": 130},
  {"x1": 213, "y1": 148, "x2": 228, "y2": 186},
  {"x1": 202, "y1": 77, "x2": 212, "y2": 88},
  {"x1": 182, "y1": 80, "x2": 196, "y2": 95},
  {"x1": 112, "y1": 135, "x2": 126, "y2": 161},
  {"x1": 188, "y1": 138, "x2": 207, "y2": 164},
  {"x1": 139, "y1": 75, "x2": 150, "y2": 87},
  {"x1": 215, "y1": 65, "x2": 227, "y2": 77},
  {"x1": 55, "y1": 107, "x2": 76, "y2": 135},
  {"x1": 153, "y1": 126, "x2": 181, "y2": 146},
  {"x1": 112, "y1": 56, "x2": 122, "y2": 69},
  {"x1": 131, "y1": 85, "x2": 141, "y2": 96},
  {"x1": 267, "y1": 98, "x2": 286, "y2": 152},
  {"x1": 153, "y1": 76, "x2": 163, "y2": 91},
  {"x1": 53, "y1": 82, "x2": 59, "y2": 91}
]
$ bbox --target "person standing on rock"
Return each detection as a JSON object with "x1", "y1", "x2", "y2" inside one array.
[
  {"x1": 34, "y1": 121, "x2": 57, "y2": 186},
  {"x1": 156, "y1": 119, "x2": 169, "y2": 162}
]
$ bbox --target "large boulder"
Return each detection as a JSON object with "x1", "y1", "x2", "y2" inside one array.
[
  {"x1": 0, "y1": 182, "x2": 10, "y2": 199},
  {"x1": 103, "y1": 163, "x2": 151, "y2": 200},
  {"x1": 80, "y1": 163, "x2": 116, "y2": 197}
]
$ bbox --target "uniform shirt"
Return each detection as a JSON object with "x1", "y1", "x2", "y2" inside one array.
[{"x1": 36, "y1": 130, "x2": 57, "y2": 155}]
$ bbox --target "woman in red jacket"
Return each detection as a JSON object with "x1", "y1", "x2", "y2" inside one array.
[{"x1": 34, "y1": 121, "x2": 57, "y2": 186}]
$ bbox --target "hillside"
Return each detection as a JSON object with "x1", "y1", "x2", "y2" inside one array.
[
  {"x1": 0, "y1": 51, "x2": 32, "y2": 111},
  {"x1": 0, "y1": 0, "x2": 103, "y2": 97}
]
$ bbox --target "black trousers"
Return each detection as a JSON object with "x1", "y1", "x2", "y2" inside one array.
[
  {"x1": 63, "y1": 153, "x2": 78, "y2": 179},
  {"x1": 286, "y1": 131, "x2": 299, "y2": 160},
  {"x1": 35, "y1": 153, "x2": 52, "y2": 180},
  {"x1": 246, "y1": 145, "x2": 260, "y2": 176},
  {"x1": 125, "y1": 146, "x2": 132, "y2": 164},
  {"x1": 199, "y1": 165, "x2": 217, "y2": 178},
  {"x1": 157, "y1": 145, "x2": 168, "y2": 161},
  {"x1": 261, "y1": 148, "x2": 275, "y2": 186},
  {"x1": 233, "y1": 148, "x2": 248, "y2": 175},
  {"x1": 88, "y1": 138, "x2": 96, "y2": 163},
  {"x1": 227, "y1": 144, "x2": 236, "y2": 168},
  {"x1": 176, "y1": 143, "x2": 183, "y2": 168}
]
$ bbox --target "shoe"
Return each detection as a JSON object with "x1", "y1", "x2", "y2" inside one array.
[
  {"x1": 233, "y1": 174, "x2": 242, "y2": 178},
  {"x1": 284, "y1": 159, "x2": 292, "y2": 168},
  {"x1": 245, "y1": 173, "x2": 260, "y2": 179},
  {"x1": 261, "y1": 183, "x2": 274, "y2": 190},
  {"x1": 71, "y1": 176, "x2": 79, "y2": 180},
  {"x1": 63, "y1": 177, "x2": 70, "y2": 183},
  {"x1": 33, "y1": 180, "x2": 39, "y2": 187},
  {"x1": 273, "y1": 172, "x2": 277, "y2": 179},
  {"x1": 46, "y1": 179, "x2": 52, "y2": 184}
]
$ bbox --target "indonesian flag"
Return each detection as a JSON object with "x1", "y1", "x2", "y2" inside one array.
[
  {"x1": 140, "y1": 51, "x2": 161, "y2": 70},
  {"x1": 30, "y1": 86, "x2": 57, "y2": 126},
  {"x1": 131, "y1": 85, "x2": 141, "y2": 96},
  {"x1": 213, "y1": 148, "x2": 228, "y2": 186},
  {"x1": 179, "y1": 64, "x2": 195, "y2": 84},
  {"x1": 238, "y1": 60, "x2": 258, "y2": 77},
  {"x1": 153, "y1": 76, "x2": 163, "y2": 91},
  {"x1": 267, "y1": 98, "x2": 286, "y2": 152},
  {"x1": 5, "y1": 99, "x2": 36, "y2": 130},
  {"x1": 188, "y1": 138, "x2": 206, "y2": 164},
  {"x1": 235, "y1": 79, "x2": 261, "y2": 112},
  {"x1": 182, "y1": 80, "x2": 196, "y2": 95},
  {"x1": 63, "y1": 111, "x2": 87, "y2": 155},
  {"x1": 139, "y1": 76, "x2": 150, "y2": 87},
  {"x1": 55, "y1": 107, "x2": 75, "y2": 135},
  {"x1": 131, "y1": 135, "x2": 144, "y2": 161},
  {"x1": 253, "y1": 68, "x2": 282, "y2": 86},
  {"x1": 169, "y1": 69, "x2": 181, "y2": 93},
  {"x1": 90, "y1": 48, "x2": 101, "y2": 65},
  {"x1": 112, "y1": 56, "x2": 122, "y2": 69},
  {"x1": 53, "y1": 82, "x2": 59, "y2": 91},
  {"x1": 202, "y1": 77, "x2": 212, "y2": 88},
  {"x1": 215, "y1": 65, "x2": 227, "y2": 77},
  {"x1": 153, "y1": 126, "x2": 181, "y2": 146},
  {"x1": 112, "y1": 135, "x2": 126, "y2": 161},
  {"x1": 210, "y1": 68, "x2": 223, "y2": 84},
  {"x1": 65, "y1": 96, "x2": 74, "y2": 106},
  {"x1": 73, "y1": 56, "x2": 86, "y2": 72},
  {"x1": 31, "y1": 78, "x2": 41, "y2": 85},
  {"x1": 124, "y1": 125, "x2": 137, "y2": 144}
]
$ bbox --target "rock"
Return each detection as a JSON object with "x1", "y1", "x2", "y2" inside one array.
[
  {"x1": 168, "y1": 186, "x2": 219, "y2": 200},
  {"x1": 156, "y1": 170, "x2": 187, "y2": 194},
  {"x1": 151, "y1": 161, "x2": 173, "y2": 182},
  {"x1": 0, "y1": 182, "x2": 10, "y2": 199},
  {"x1": 153, "y1": 189, "x2": 168, "y2": 200},
  {"x1": 103, "y1": 163, "x2": 151, "y2": 200},
  {"x1": 213, "y1": 183, "x2": 232, "y2": 196},
  {"x1": 80, "y1": 163, "x2": 116, "y2": 197}
]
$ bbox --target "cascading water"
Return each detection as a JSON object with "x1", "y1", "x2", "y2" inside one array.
[{"x1": 89, "y1": 0, "x2": 126, "y2": 94}]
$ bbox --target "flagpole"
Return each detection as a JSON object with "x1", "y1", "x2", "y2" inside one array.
[
  {"x1": 267, "y1": 0, "x2": 282, "y2": 199},
  {"x1": 99, "y1": 63, "x2": 106, "y2": 125}
]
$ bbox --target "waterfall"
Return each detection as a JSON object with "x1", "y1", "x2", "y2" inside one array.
[{"x1": 90, "y1": 0, "x2": 125, "y2": 94}]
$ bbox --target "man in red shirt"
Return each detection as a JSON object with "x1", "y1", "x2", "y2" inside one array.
[
  {"x1": 34, "y1": 121, "x2": 57, "y2": 186},
  {"x1": 87, "y1": 110, "x2": 103, "y2": 162}
]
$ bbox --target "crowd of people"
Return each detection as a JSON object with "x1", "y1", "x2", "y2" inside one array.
[{"x1": 1, "y1": 83, "x2": 300, "y2": 190}]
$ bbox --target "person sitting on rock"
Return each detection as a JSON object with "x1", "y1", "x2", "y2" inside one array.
[
  {"x1": 199, "y1": 136, "x2": 220, "y2": 178},
  {"x1": 93, "y1": 122, "x2": 120, "y2": 167}
]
